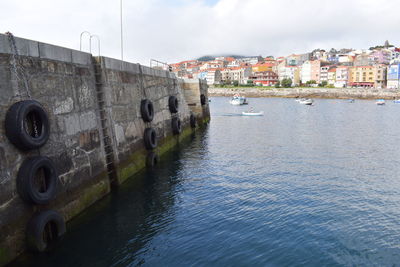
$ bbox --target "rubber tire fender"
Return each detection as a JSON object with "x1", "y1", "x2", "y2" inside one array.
[
  {"x1": 143, "y1": 127, "x2": 157, "y2": 150},
  {"x1": 5, "y1": 100, "x2": 50, "y2": 151},
  {"x1": 190, "y1": 114, "x2": 196, "y2": 128},
  {"x1": 200, "y1": 94, "x2": 206, "y2": 106},
  {"x1": 140, "y1": 99, "x2": 154, "y2": 122},
  {"x1": 26, "y1": 210, "x2": 66, "y2": 252},
  {"x1": 146, "y1": 152, "x2": 159, "y2": 168},
  {"x1": 17, "y1": 156, "x2": 58, "y2": 205},
  {"x1": 168, "y1": 96, "x2": 179, "y2": 113},
  {"x1": 171, "y1": 117, "x2": 182, "y2": 135}
]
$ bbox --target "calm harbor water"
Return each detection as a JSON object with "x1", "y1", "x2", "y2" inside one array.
[{"x1": 13, "y1": 97, "x2": 400, "y2": 266}]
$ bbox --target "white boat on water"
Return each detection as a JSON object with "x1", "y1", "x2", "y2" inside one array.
[
  {"x1": 230, "y1": 94, "x2": 248, "y2": 105},
  {"x1": 376, "y1": 99, "x2": 385, "y2": 105},
  {"x1": 299, "y1": 98, "x2": 313, "y2": 105},
  {"x1": 393, "y1": 99, "x2": 400, "y2": 103},
  {"x1": 242, "y1": 111, "x2": 264, "y2": 116}
]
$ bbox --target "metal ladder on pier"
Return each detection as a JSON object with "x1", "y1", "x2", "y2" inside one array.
[{"x1": 93, "y1": 58, "x2": 118, "y2": 188}]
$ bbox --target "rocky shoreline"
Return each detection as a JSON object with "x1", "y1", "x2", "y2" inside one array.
[{"x1": 209, "y1": 87, "x2": 400, "y2": 100}]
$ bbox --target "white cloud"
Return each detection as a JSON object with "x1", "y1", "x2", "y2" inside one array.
[{"x1": 1, "y1": 0, "x2": 400, "y2": 64}]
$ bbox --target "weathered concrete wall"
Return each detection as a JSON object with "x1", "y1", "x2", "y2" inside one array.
[
  {"x1": 209, "y1": 87, "x2": 400, "y2": 100},
  {"x1": 0, "y1": 34, "x2": 209, "y2": 265},
  {"x1": 95, "y1": 57, "x2": 195, "y2": 184},
  {"x1": 180, "y1": 78, "x2": 210, "y2": 122}
]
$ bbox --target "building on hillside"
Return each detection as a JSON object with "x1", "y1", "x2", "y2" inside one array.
[
  {"x1": 335, "y1": 66, "x2": 349, "y2": 88},
  {"x1": 249, "y1": 71, "x2": 279, "y2": 86},
  {"x1": 312, "y1": 49, "x2": 327, "y2": 61},
  {"x1": 252, "y1": 63, "x2": 274, "y2": 72},
  {"x1": 239, "y1": 56, "x2": 263, "y2": 65},
  {"x1": 354, "y1": 53, "x2": 372, "y2": 66},
  {"x1": 387, "y1": 64, "x2": 400, "y2": 89},
  {"x1": 390, "y1": 48, "x2": 400, "y2": 64},
  {"x1": 200, "y1": 60, "x2": 225, "y2": 70},
  {"x1": 349, "y1": 66, "x2": 375, "y2": 88},
  {"x1": 327, "y1": 67, "x2": 337, "y2": 85},
  {"x1": 301, "y1": 60, "x2": 321, "y2": 83},
  {"x1": 369, "y1": 50, "x2": 391, "y2": 65},
  {"x1": 338, "y1": 54, "x2": 354, "y2": 64},
  {"x1": 227, "y1": 60, "x2": 241, "y2": 68}
]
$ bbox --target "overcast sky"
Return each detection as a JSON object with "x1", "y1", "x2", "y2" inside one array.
[{"x1": 2, "y1": 0, "x2": 400, "y2": 65}]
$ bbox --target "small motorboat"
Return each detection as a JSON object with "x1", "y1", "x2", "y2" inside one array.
[
  {"x1": 299, "y1": 98, "x2": 313, "y2": 105},
  {"x1": 376, "y1": 99, "x2": 385, "y2": 105},
  {"x1": 393, "y1": 99, "x2": 400, "y2": 103},
  {"x1": 230, "y1": 94, "x2": 248, "y2": 105},
  {"x1": 242, "y1": 111, "x2": 264, "y2": 116},
  {"x1": 348, "y1": 99, "x2": 355, "y2": 103}
]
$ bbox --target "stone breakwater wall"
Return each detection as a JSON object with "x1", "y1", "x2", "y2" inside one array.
[
  {"x1": 0, "y1": 34, "x2": 209, "y2": 265},
  {"x1": 209, "y1": 87, "x2": 400, "y2": 100}
]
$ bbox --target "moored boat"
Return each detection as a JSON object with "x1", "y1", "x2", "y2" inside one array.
[
  {"x1": 230, "y1": 94, "x2": 248, "y2": 105},
  {"x1": 242, "y1": 111, "x2": 264, "y2": 116},
  {"x1": 376, "y1": 99, "x2": 385, "y2": 105},
  {"x1": 393, "y1": 99, "x2": 400, "y2": 103},
  {"x1": 299, "y1": 98, "x2": 314, "y2": 105}
]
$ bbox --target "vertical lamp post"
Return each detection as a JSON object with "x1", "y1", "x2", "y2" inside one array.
[{"x1": 120, "y1": 0, "x2": 124, "y2": 61}]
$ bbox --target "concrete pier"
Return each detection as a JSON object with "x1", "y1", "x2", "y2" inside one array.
[{"x1": 0, "y1": 33, "x2": 209, "y2": 265}]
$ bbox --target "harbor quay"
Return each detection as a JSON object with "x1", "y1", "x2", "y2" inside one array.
[
  {"x1": 208, "y1": 87, "x2": 400, "y2": 100},
  {"x1": 0, "y1": 33, "x2": 210, "y2": 265}
]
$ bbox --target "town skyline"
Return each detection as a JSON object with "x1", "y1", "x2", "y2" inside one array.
[{"x1": 170, "y1": 40, "x2": 400, "y2": 89}]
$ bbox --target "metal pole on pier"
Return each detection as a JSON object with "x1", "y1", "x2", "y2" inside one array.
[{"x1": 120, "y1": 0, "x2": 124, "y2": 61}]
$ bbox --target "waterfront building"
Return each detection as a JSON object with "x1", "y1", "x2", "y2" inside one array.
[
  {"x1": 250, "y1": 71, "x2": 279, "y2": 86},
  {"x1": 220, "y1": 67, "x2": 252, "y2": 84},
  {"x1": 320, "y1": 66, "x2": 329, "y2": 82},
  {"x1": 335, "y1": 66, "x2": 349, "y2": 88},
  {"x1": 349, "y1": 66, "x2": 375, "y2": 87},
  {"x1": 328, "y1": 67, "x2": 337, "y2": 85},
  {"x1": 374, "y1": 64, "x2": 387, "y2": 89},
  {"x1": 252, "y1": 63, "x2": 274, "y2": 72},
  {"x1": 387, "y1": 64, "x2": 400, "y2": 89},
  {"x1": 203, "y1": 68, "x2": 222, "y2": 85},
  {"x1": 301, "y1": 60, "x2": 321, "y2": 83},
  {"x1": 277, "y1": 64, "x2": 300, "y2": 86}
]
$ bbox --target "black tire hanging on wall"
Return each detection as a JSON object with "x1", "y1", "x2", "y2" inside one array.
[
  {"x1": 200, "y1": 94, "x2": 206, "y2": 106},
  {"x1": 190, "y1": 114, "x2": 196, "y2": 128},
  {"x1": 26, "y1": 210, "x2": 66, "y2": 252},
  {"x1": 5, "y1": 100, "x2": 50, "y2": 151},
  {"x1": 140, "y1": 99, "x2": 154, "y2": 122},
  {"x1": 146, "y1": 152, "x2": 159, "y2": 168},
  {"x1": 168, "y1": 96, "x2": 179, "y2": 113},
  {"x1": 17, "y1": 156, "x2": 58, "y2": 205},
  {"x1": 172, "y1": 117, "x2": 182, "y2": 135},
  {"x1": 143, "y1": 127, "x2": 157, "y2": 150}
]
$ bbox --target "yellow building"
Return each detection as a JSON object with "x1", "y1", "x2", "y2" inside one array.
[
  {"x1": 252, "y1": 63, "x2": 273, "y2": 73},
  {"x1": 349, "y1": 66, "x2": 375, "y2": 87}
]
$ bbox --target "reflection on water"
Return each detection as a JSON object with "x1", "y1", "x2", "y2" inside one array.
[{"x1": 12, "y1": 97, "x2": 400, "y2": 266}]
